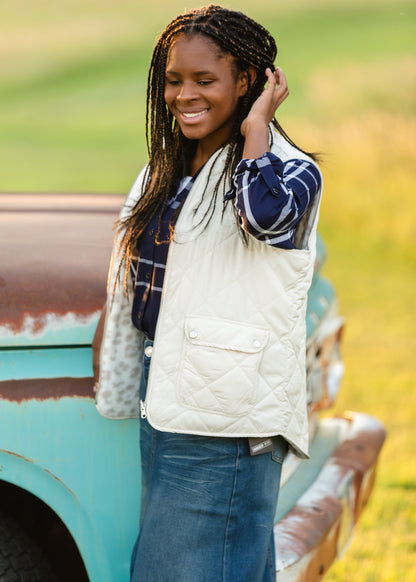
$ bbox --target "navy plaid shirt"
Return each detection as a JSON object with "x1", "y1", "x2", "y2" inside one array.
[
  {"x1": 131, "y1": 152, "x2": 321, "y2": 339},
  {"x1": 230, "y1": 152, "x2": 321, "y2": 249}
]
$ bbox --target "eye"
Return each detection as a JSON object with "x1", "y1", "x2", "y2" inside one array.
[
  {"x1": 166, "y1": 79, "x2": 180, "y2": 86},
  {"x1": 197, "y1": 80, "x2": 213, "y2": 86}
]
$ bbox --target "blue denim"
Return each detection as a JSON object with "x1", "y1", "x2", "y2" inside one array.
[{"x1": 131, "y1": 339, "x2": 287, "y2": 582}]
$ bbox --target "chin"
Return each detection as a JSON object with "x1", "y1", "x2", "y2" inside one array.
[{"x1": 179, "y1": 127, "x2": 205, "y2": 141}]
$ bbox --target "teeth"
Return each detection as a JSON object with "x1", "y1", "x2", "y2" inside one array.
[{"x1": 182, "y1": 110, "x2": 208, "y2": 118}]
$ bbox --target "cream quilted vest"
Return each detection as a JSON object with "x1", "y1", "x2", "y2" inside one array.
[{"x1": 96, "y1": 128, "x2": 322, "y2": 458}]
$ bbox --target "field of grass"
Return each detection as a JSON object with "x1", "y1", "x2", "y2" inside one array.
[{"x1": 1, "y1": 0, "x2": 415, "y2": 579}]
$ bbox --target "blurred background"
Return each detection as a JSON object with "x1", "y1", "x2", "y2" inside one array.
[{"x1": 1, "y1": 0, "x2": 415, "y2": 579}]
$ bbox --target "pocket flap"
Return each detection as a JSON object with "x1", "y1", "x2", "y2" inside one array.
[{"x1": 184, "y1": 316, "x2": 269, "y2": 353}]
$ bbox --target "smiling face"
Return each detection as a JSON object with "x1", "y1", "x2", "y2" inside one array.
[{"x1": 164, "y1": 34, "x2": 248, "y2": 162}]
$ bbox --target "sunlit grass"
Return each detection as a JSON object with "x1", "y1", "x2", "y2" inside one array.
[
  {"x1": 302, "y1": 107, "x2": 416, "y2": 582},
  {"x1": 1, "y1": 0, "x2": 414, "y2": 191}
]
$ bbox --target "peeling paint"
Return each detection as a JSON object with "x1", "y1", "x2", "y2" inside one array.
[
  {"x1": 0, "y1": 310, "x2": 101, "y2": 347},
  {"x1": 274, "y1": 413, "x2": 386, "y2": 581},
  {"x1": 0, "y1": 193, "x2": 123, "y2": 337},
  {"x1": 0, "y1": 377, "x2": 95, "y2": 402}
]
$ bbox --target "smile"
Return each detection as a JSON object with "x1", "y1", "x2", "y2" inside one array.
[{"x1": 179, "y1": 109, "x2": 209, "y2": 120}]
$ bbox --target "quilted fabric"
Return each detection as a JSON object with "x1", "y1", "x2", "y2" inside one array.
[{"x1": 96, "y1": 128, "x2": 322, "y2": 458}]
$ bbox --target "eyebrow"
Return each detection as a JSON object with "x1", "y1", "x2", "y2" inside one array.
[{"x1": 165, "y1": 69, "x2": 215, "y2": 76}]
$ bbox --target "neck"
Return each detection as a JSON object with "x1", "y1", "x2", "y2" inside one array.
[
  {"x1": 189, "y1": 149, "x2": 207, "y2": 176},
  {"x1": 190, "y1": 139, "x2": 226, "y2": 176}
]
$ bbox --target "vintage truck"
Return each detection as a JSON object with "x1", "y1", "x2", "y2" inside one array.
[{"x1": 0, "y1": 192, "x2": 386, "y2": 581}]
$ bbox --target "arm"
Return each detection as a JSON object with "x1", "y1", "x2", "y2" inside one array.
[
  {"x1": 235, "y1": 67, "x2": 320, "y2": 248},
  {"x1": 241, "y1": 67, "x2": 289, "y2": 159},
  {"x1": 233, "y1": 154, "x2": 321, "y2": 248}
]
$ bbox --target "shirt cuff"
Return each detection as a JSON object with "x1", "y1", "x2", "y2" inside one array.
[
  {"x1": 234, "y1": 151, "x2": 284, "y2": 176},
  {"x1": 224, "y1": 152, "x2": 284, "y2": 202}
]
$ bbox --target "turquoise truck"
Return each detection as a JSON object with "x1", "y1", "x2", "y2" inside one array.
[{"x1": 0, "y1": 192, "x2": 385, "y2": 581}]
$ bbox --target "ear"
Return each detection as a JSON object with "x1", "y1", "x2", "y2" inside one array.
[{"x1": 238, "y1": 67, "x2": 257, "y2": 97}]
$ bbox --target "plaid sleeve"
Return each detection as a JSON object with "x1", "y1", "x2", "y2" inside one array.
[{"x1": 230, "y1": 152, "x2": 321, "y2": 249}]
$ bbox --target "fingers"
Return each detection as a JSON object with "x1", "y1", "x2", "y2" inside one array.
[
  {"x1": 275, "y1": 67, "x2": 289, "y2": 97},
  {"x1": 265, "y1": 66, "x2": 289, "y2": 108},
  {"x1": 264, "y1": 67, "x2": 276, "y2": 92},
  {"x1": 241, "y1": 66, "x2": 289, "y2": 136}
]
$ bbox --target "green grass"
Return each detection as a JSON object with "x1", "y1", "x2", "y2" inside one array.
[
  {"x1": 1, "y1": 0, "x2": 414, "y2": 190},
  {"x1": 1, "y1": 0, "x2": 416, "y2": 579}
]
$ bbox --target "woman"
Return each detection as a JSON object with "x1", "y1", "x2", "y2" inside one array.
[{"x1": 95, "y1": 5, "x2": 322, "y2": 581}]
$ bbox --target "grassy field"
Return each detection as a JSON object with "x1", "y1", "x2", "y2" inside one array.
[{"x1": 1, "y1": 0, "x2": 415, "y2": 579}]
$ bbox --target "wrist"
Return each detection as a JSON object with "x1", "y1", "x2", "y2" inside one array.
[
  {"x1": 241, "y1": 121, "x2": 270, "y2": 160},
  {"x1": 241, "y1": 118, "x2": 269, "y2": 138}
]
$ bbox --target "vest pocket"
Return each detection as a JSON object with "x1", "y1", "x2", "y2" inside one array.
[{"x1": 177, "y1": 316, "x2": 269, "y2": 417}]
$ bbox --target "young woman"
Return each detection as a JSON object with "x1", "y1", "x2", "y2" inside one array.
[{"x1": 95, "y1": 5, "x2": 322, "y2": 581}]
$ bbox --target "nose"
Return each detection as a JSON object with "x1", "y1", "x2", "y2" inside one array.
[{"x1": 177, "y1": 81, "x2": 197, "y2": 101}]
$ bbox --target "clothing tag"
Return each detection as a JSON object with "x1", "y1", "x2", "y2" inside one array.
[{"x1": 248, "y1": 437, "x2": 274, "y2": 456}]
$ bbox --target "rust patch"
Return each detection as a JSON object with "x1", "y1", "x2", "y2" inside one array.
[
  {"x1": 275, "y1": 495, "x2": 343, "y2": 561},
  {"x1": 330, "y1": 424, "x2": 386, "y2": 523},
  {"x1": 310, "y1": 323, "x2": 344, "y2": 413},
  {"x1": 0, "y1": 193, "x2": 123, "y2": 333},
  {"x1": 297, "y1": 520, "x2": 341, "y2": 581},
  {"x1": 0, "y1": 377, "x2": 95, "y2": 402},
  {"x1": 331, "y1": 426, "x2": 386, "y2": 469},
  {"x1": 275, "y1": 414, "x2": 387, "y2": 580},
  {"x1": 0, "y1": 274, "x2": 107, "y2": 334}
]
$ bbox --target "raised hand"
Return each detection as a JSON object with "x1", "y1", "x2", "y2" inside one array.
[{"x1": 241, "y1": 67, "x2": 289, "y2": 159}]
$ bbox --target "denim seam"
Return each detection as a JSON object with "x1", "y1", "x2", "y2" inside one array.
[
  {"x1": 266, "y1": 540, "x2": 276, "y2": 581},
  {"x1": 221, "y1": 440, "x2": 240, "y2": 582}
]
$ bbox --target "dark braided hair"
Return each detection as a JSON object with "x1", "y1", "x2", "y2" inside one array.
[{"x1": 117, "y1": 5, "x2": 316, "y2": 284}]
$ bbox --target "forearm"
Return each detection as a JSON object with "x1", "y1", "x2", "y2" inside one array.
[
  {"x1": 241, "y1": 66, "x2": 289, "y2": 159},
  {"x1": 242, "y1": 121, "x2": 270, "y2": 160}
]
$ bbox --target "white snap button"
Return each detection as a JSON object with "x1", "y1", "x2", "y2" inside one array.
[
  {"x1": 253, "y1": 339, "x2": 261, "y2": 349},
  {"x1": 144, "y1": 345, "x2": 153, "y2": 357},
  {"x1": 189, "y1": 330, "x2": 198, "y2": 339}
]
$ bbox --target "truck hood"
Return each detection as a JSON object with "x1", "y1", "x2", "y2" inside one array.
[{"x1": 0, "y1": 193, "x2": 123, "y2": 347}]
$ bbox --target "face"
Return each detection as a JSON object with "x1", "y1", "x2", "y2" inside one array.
[{"x1": 164, "y1": 34, "x2": 248, "y2": 158}]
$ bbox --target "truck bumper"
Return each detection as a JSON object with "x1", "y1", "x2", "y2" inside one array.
[{"x1": 275, "y1": 411, "x2": 386, "y2": 581}]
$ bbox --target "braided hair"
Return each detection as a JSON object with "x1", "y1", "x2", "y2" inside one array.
[{"x1": 117, "y1": 5, "x2": 314, "y2": 283}]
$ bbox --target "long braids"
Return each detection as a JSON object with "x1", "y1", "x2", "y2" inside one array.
[{"x1": 117, "y1": 5, "x2": 315, "y2": 287}]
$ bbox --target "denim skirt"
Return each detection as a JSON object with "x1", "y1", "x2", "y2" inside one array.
[{"x1": 131, "y1": 339, "x2": 287, "y2": 582}]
